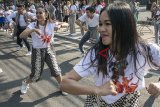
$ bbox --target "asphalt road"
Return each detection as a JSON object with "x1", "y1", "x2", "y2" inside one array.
[{"x1": 0, "y1": 31, "x2": 160, "y2": 107}]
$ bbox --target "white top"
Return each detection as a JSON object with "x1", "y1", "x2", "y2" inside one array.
[
  {"x1": 63, "y1": 5, "x2": 69, "y2": 15},
  {"x1": 79, "y1": 13, "x2": 99, "y2": 27},
  {"x1": 11, "y1": 5, "x2": 16, "y2": 11},
  {"x1": 73, "y1": 42, "x2": 160, "y2": 104},
  {"x1": 29, "y1": 4, "x2": 36, "y2": 13},
  {"x1": 4, "y1": 10, "x2": 13, "y2": 17},
  {"x1": 7, "y1": 11, "x2": 36, "y2": 26},
  {"x1": 28, "y1": 22, "x2": 56, "y2": 48},
  {"x1": 0, "y1": 9, "x2": 4, "y2": 17},
  {"x1": 156, "y1": 10, "x2": 160, "y2": 24},
  {"x1": 95, "y1": 4, "x2": 103, "y2": 14},
  {"x1": 70, "y1": 5, "x2": 77, "y2": 13}
]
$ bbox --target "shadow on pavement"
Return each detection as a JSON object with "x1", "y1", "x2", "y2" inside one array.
[
  {"x1": 0, "y1": 51, "x2": 24, "y2": 60},
  {"x1": 0, "y1": 90, "x2": 62, "y2": 107},
  {"x1": 145, "y1": 70, "x2": 160, "y2": 78},
  {"x1": 143, "y1": 95, "x2": 156, "y2": 107},
  {"x1": 59, "y1": 57, "x2": 80, "y2": 74}
]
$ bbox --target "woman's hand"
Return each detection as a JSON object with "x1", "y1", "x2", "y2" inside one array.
[
  {"x1": 146, "y1": 82, "x2": 160, "y2": 98},
  {"x1": 95, "y1": 80, "x2": 118, "y2": 96},
  {"x1": 32, "y1": 28, "x2": 41, "y2": 35}
]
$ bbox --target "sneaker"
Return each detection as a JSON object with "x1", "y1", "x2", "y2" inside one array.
[
  {"x1": 60, "y1": 91, "x2": 68, "y2": 96},
  {"x1": 10, "y1": 33, "x2": 13, "y2": 36},
  {"x1": 21, "y1": 81, "x2": 29, "y2": 94},
  {"x1": 22, "y1": 44, "x2": 26, "y2": 47},
  {"x1": 25, "y1": 51, "x2": 32, "y2": 56},
  {"x1": 70, "y1": 33, "x2": 76, "y2": 36}
]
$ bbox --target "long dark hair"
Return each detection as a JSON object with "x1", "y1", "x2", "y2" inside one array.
[
  {"x1": 83, "y1": 2, "x2": 158, "y2": 81},
  {"x1": 35, "y1": 7, "x2": 51, "y2": 35}
]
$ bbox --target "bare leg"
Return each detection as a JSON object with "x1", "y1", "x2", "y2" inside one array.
[{"x1": 55, "y1": 74, "x2": 68, "y2": 95}]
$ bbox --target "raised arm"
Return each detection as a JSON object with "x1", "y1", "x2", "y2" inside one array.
[
  {"x1": 60, "y1": 69, "x2": 117, "y2": 96},
  {"x1": 7, "y1": 12, "x2": 16, "y2": 23},
  {"x1": 19, "y1": 28, "x2": 34, "y2": 38},
  {"x1": 75, "y1": 19, "x2": 88, "y2": 31}
]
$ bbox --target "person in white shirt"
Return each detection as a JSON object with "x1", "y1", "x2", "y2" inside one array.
[
  {"x1": 95, "y1": 0, "x2": 103, "y2": 14},
  {"x1": 63, "y1": 2, "x2": 70, "y2": 23},
  {"x1": 48, "y1": 0, "x2": 56, "y2": 20},
  {"x1": 19, "y1": 7, "x2": 67, "y2": 95},
  {"x1": 69, "y1": 1, "x2": 77, "y2": 35},
  {"x1": 60, "y1": 2, "x2": 160, "y2": 106},
  {"x1": 79, "y1": 0, "x2": 90, "y2": 36},
  {"x1": 7, "y1": 3, "x2": 36, "y2": 56},
  {"x1": 29, "y1": 3, "x2": 36, "y2": 13},
  {"x1": 76, "y1": 7, "x2": 99, "y2": 55},
  {"x1": 154, "y1": 6, "x2": 160, "y2": 44},
  {"x1": 10, "y1": 2, "x2": 16, "y2": 11},
  {"x1": 0, "y1": 6, "x2": 5, "y2": 31},
  {"x1": 3, "y1": 6, "x2": 13, "y2": 32}
]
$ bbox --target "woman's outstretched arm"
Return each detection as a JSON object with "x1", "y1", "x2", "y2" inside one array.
[{"x1": 60, "y1": 69, "x2": 117, "y2": 96}]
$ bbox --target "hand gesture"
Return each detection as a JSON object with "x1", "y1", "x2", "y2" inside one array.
[
  {"x1": 146, "y1": 82, "x2": 160, "y2": 98},
  {"x1": 32, "y1": 28, "x2": 41, "y2": 35},
  {"x1": 96, "y1": 80, "x2": 118, "y2": 96}
]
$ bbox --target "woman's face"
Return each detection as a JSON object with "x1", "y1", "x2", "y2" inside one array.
[
  {"x1": 36, "y1": 9, "x2": 47, "y2": 22},
  {"x1": 99, "y1": 11, "x2": 112, "y2": 46}
]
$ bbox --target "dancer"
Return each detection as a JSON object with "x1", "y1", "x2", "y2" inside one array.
[
  {"x1": 61, "y1": 2, "x2": 160, "y2": 106},
  {"x1": 20, "y1": 7, "x2": 67, "y2": 95}
]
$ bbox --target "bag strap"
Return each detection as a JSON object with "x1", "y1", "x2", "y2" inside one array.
[{"x1": 15, "y1": 12, "x2": 19, "y2": 24}]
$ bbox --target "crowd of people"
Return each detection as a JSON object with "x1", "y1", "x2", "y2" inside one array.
[{"x1": 0, "y1": 0, "x2": 160, "y2": 106}]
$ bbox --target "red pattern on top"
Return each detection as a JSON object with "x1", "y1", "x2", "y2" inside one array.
[
  {"x1": 40, "y1": 34, "x2": 52, "y2": 44},
  {"x1": 114, "y1": 74, "x2": 138, "y2": 94}
]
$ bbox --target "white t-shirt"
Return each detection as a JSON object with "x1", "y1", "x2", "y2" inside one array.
[
  {"x1": 29, "y1": 4, "x2": 36, "y2": 13},
  {"x1": 28, "y1": 22, "x2": 56, "y2": 48},
  {"x1": 70, "y1": 5, "x2": 77, "y2": 14},
  {"x1": 0, "y1": 9, "x2": 4, "y2": 17},
  {"x1": 73, "y1": 42, "x2": 160, "y2": 104},
  {"x1": 95, "y1": 4, "x2": 103, "y2": 14},
  {"x1": 79, "y1": 13, "x2": 99, "y2": 27},
  {"x1": 11, "y1": 5, "x2": 16, "y2": 11}
]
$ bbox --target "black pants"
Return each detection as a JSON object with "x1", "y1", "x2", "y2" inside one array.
[
  {"x1": 29, "y1": 47, "x2": 61, "y2": 82},
  {"x1": 16, "y1": 27, "x2": 31, "y2": 51},
  {"x1": 63, "y1": 15, "x2": 69, "y2": 23}
]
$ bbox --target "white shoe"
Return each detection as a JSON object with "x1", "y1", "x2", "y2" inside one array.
[
  {"x1": 21, "y1": 81, "x2": 29, "y2": 94},
  {"x1": 61, "y1": 91, "x2": 68, "y2": 96},
  {"x1": 16, "y1": 46, "x2": 22, "y2": 51},
  {"x1": 58, "y1": 85, "x2": 68, "y2": 95},
  {"x1": 25, "y1": 51, "x2": 32, "y2": 56},
  {"x1": 70, "y1": 33, "x2": 76, "y2": 36},
  {"x1": 10, "y1": 33, "x2": 13, "y2": 36},
  {"x1": 22, "y1": 44, "x2": 26, "y2": 47}
]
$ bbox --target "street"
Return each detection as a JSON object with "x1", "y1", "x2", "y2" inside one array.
[
  {"x1": 0, "y1": 32, "x2": 87, "y2": 107},
  {"x1": 0, "y1": 29, "x2": 160, "y2": 107}
]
